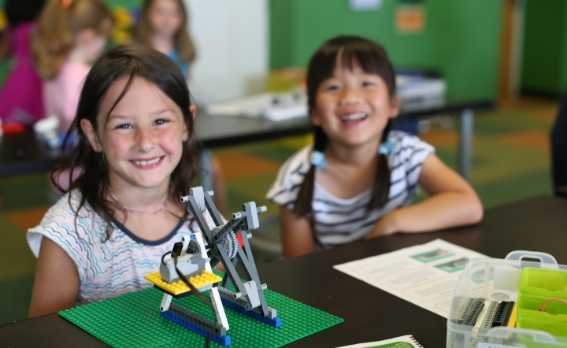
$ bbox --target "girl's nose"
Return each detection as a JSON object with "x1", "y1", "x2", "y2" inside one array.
[
  {"x1": 339, "y1": 87, "x2": 361, "y2": 105},
  {"x1": 135, "y1": 127, "x2": 155, "y2": 152}
]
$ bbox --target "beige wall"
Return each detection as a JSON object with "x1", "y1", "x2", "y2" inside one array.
[{"x1": 186, "y1": 0, "x2": 268, "y2": 103}]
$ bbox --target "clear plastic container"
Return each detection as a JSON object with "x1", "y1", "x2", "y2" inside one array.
[{"x1": 447, "y1": 251, "x2": 567, "y2": 348}]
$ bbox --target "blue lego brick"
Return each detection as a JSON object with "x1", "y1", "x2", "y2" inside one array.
[
  {"x1": 222, "y1": 298, "x2": 282, "y2": 328},
  {"x1": 161, "y1": 310, "x2": 231, "y2": 346}
]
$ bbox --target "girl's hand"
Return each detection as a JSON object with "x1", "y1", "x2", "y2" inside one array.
[
  {"x1": 368, "y1": 154, "x2": 483, "y2": 237},
  {"x1": 366, "y1": 211, "x2": 400, "y2": 239},
  {"x1": 214, "y1": 262, "x2": 226, "y2": 273}
]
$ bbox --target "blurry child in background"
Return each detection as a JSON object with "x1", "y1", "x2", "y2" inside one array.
[
  {"x1": 267, "y1": 36, "x2": 483, "y2": 257},
  {"x1": 32, "y1": 0, "x2": 112, "y2": 135},
  {"x1": 0, "y1": 0, "x2": 46, "y2": 123},
  {"x1": 27, "y1": 45, "x2": 200, "y2": 316},
  {"x1": 135, "y1": 0, "x2": 195, "y2": 78},
  {"x1": 136, "y1": 0, "x2": 226, "y2": 212}
]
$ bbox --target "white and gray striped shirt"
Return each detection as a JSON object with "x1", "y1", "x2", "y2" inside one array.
[
  {"x1": 267, "y1": 131, "x2": 434, "y2": 248},
  {"x1": 27, "y1": 190, "x2": 193, "y2": 304}
]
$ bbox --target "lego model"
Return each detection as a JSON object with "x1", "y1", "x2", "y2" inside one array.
[{"x1": 145, "y1": 186, "x2": 281, "y2": 346}]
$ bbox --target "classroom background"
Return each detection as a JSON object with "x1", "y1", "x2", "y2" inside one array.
[{"x1": 0, "y1": 0, "x2": 564, "y2": 325}]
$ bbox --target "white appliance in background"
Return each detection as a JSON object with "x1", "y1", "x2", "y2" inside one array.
[
  {"x1": 396, "y1": 75, "x2": 447, "y2": 111},
  {"x1": 205, "y1": 90, "x2": 307, "y2": 122},
  {"x1": 205, "y1": 75, "x2": 446, "y2": 122}
]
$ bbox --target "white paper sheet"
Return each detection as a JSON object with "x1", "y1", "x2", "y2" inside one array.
[
  {"x1": 334, "y1": 239, "x2": 486, "y2": 318},
  {"x1": 337, "y1": 334, "x2": 423, "y2": 348}
]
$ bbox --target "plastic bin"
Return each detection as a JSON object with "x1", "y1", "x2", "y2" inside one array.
[
  {"x1": 517, "y1": 267, "x2": 567, "y2": 337},
  {"x1": 447, "y1": 251, "x2": 567, "y2": 348}
]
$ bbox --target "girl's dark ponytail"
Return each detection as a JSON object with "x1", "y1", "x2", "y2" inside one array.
[
  {"x1": 293, "y1": 126, "x2": 326, "y2": 216},
  {"x1": 369, "y1": 123, "x2": 392, "y2": 210}
]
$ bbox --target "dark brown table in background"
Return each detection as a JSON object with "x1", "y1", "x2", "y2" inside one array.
[
  {"x1": 0, "y1": 99, "x2": 493, "y2": 178},
  {"x1": 0, "y1": 195, "x2": 566, "y2": 347}
]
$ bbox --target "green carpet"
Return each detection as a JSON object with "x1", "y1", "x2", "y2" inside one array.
[
  {"x1": 0, "y1": 98, "x2": 558, "y2": 326},
  {"x1": 0, "y1": 214, "x2": 36, "y2": 322}
]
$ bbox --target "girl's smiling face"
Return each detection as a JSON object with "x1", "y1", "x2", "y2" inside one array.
[
  {"x1": 312, "y1": 59, "x2": 399, "y2": 151},
  {"x1": 81, "y1": 76, "x2": 188, "y2": 193}
]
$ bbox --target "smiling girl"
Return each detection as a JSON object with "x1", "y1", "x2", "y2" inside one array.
[
  {"x1": 267, "y1": 36, "x2": 483, "y2": 257},
  {"x1": 27, "y1": 45, "x2": 200, "y2": 317}
]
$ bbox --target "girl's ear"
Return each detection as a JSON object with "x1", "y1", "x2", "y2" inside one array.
[
  {"x1": 179, "y1": 105, "x2": 197, "y2": 142},
  {"x1": 311, "y1": 107, "x2": 322, "y2": 126},
  {"x1": 388, "y1": 95, "x2": 401, "y2": 120},
  {"x1": 80, "y1": 119, "x2": 103, "y2": 152},
  {"x1": 190, "y1": 104, "x2": 197, "y2": 121}
]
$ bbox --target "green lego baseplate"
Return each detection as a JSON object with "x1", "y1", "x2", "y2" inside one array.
[{"x1": 59, "y1": 287, "x2": 343, "y2": 347}]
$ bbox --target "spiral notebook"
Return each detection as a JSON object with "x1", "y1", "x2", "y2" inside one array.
[{"x1": 337, "y1": 334, "x2": 424, "y2": 348}]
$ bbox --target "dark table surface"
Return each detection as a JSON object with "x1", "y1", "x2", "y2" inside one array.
[
  {"x1": 0, "y1": 99, "x2": 493, "y2": 178},
  {"x1": 1, "y1": 195, "x2": 565, "y2": 347},
  {"x1": 195, "y1": 99, "x2": 494, "y2": 147}
]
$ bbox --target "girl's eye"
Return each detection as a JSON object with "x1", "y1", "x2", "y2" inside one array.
[
  {"x1": 362, "y1": 80, "x2": 376, "y2": 87},
  {"x1": 154, "y1": 118, "x2": 171, "y2": 126},
  {"x1": 113, "y1": 123, "x2": 133, "y2": 130},
  {"x1": 323, "y1": 84, "x2": 340, "y2": 92}
]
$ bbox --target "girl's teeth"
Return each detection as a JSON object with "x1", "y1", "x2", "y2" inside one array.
[
  {"x1": 135, "y1": 158, "x2": 160, "y2": 166},
  {"x1": 341, "y1": 113, "x2": 367, "y2": 121}
]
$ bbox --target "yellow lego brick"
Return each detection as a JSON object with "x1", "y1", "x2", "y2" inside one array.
[
  {"x1": 507, "y1": 303, "x2": 518, "y2": 328},
  {"x1": 144, "y1": 271, "x2": 222, "y2": 296}
]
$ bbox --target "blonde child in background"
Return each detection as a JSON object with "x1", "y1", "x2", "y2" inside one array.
[
  {"x1": 31, "y1": 0, "x2": 112, "y2": 135},
  {"x1": 135, "y1": 0, "x2": 226, "y2": 212},
  {"x1": 267, "y1": 35, "x2": 483, "y2": 257},
  {"x1": 27, "y1": 45, "x2": 201, "y2": 317}
]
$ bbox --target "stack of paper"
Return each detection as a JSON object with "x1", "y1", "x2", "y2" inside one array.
[{"x1": 334, "y1": 239, "x2": 486, "y2": 318}]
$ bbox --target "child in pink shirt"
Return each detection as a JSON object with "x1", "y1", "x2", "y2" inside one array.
[
  {"x1": 0, "y1": 0, "x2": 46, "y2": 123},
  {"x1": 32, "y1": 0, "x2": 112, "y2": 134}
]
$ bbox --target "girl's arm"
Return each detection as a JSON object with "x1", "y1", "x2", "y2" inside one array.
[
  {"x1": 28, "y1": 238, "x2": 80, "y2": 317},
  {"x1": 369, "y1": 154, "x2": 483, "y2": 237},
  {"x1": 280, "y1": 206, "x2": 316, "y2": 257}
]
